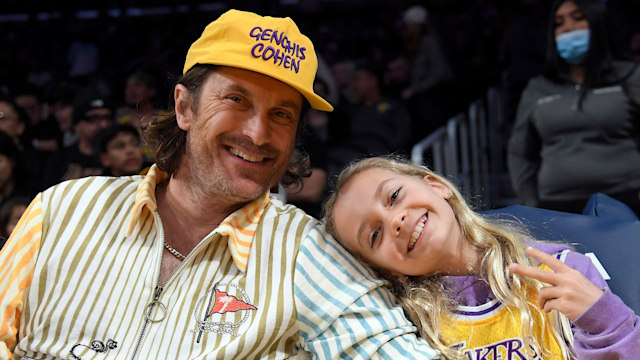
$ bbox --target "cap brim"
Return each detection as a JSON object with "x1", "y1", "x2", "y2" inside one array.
[{"x1": 188, "y1": 59, "x2": 334, "y2": 112}]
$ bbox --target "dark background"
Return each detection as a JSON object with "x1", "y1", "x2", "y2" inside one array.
[{"x1": 2, "y1": 0, "x2": 639, "y2": 116}]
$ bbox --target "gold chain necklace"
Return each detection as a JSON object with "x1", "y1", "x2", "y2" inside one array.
[{"x1": 163, "y1": 241, "x2": 186, "y2": 261}]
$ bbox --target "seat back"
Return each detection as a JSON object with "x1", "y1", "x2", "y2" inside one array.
[{"x1": 482, "y1": 194, "x2": 640, "y2": 314}]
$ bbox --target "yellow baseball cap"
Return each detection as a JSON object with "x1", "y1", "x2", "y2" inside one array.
[{"x1": 184, "y1": 9, "x2": 333, "y2": 112}]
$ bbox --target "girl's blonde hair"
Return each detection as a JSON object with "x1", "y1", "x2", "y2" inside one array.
[{"x1": 324, "y1": 156, "x2": 574, "y2": 360}]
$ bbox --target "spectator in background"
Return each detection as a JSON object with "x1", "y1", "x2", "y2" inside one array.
[
  {"x1": 0, "y1": 131, "x2": 33, "y2": 209},
  {"x1": 48, "y1": 85, "x2": 79, "y2": 147},
  {"x1": 116, "y1": 69, "x2": 159, "y2": 129},
  {"x1": 400, "y1": 5, "x2": 454, "y2": 144},
  {"x1": 13, "y1": 85, "x2": 60, "y2": 153},
  {"x1": 67, "y1": 29, "x2": 100, "y2": 84},
  {"x1": 0, "y1": 100, "x2": 44, "y2": 193},
  {"x1": 384, "y1": 54, "x2": 411, "y2": 101},
  {"x1": 44, "y1": 93, "x2": 112, "y2": 185},
  {"x1": 0, "y1": 197, "x2": 30, "y2": 249},
  {"x1": 116, "y1": 69, "x2": 160, "y2": 164},
  {"x1": 508, "y1": 0, "x2": 640, "y2": 215},
  {"x1": 0, "y1": 100, "x2": 26, "y2": 149},
  {"x1": 330, "y1": 59, "x2": 357, "y2": 106},
  {"x1": 95, "y1": 123, "x2": 144, "y2": 177},
  {"x1": 327, "y1": 60, "x2": 412, "y2": 177},
  {"x1": 12, "y1": 86, "x2": 61, "y2": 191}
]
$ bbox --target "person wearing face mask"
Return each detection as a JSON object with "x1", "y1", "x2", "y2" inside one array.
[{"x1": 507, "y1": 0, "x2": 640, "y2": 215}]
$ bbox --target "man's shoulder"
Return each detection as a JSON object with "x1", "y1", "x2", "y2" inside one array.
[
  {"x1": 266, "y1": 197, "x2": 319, "y2": 221},
  {"x1": 262, "y1": 197, "x2": 322, "y2": 234},
  {"x1": 44, "y1": 175, "x2": 143, "y2": 199}
]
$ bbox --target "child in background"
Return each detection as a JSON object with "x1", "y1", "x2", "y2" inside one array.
[
  {"x1": 95, "y1": 123, "x2": 144, "y2": 176},
  {"x1": 324, "y1": 156, "x2": 639, "y2": 359}
]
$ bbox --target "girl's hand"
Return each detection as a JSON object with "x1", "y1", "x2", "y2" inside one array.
[{"x1": 508, "y1": 246, "x2": 604, "y2": 321}]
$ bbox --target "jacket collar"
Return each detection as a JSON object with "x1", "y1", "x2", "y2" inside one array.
[{"x1": 127, "y1": 164, "x2": 270, "y2": 272}]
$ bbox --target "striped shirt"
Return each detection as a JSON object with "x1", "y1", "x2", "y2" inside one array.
[{"x1": 0, "y1": 168, "x2": 439, "y2": 359}]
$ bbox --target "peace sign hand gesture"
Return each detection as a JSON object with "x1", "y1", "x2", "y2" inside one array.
[{"x1": 508, "y1": 246, "x2": 605, "y2": 321}]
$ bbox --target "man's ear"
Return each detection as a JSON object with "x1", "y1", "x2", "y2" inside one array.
[
  {"x1": 423, "y1": 174, "x2": 453, "y2": 199},
  {"x1": 174, "y1": 84, "x2": 193, "y2": 131}
]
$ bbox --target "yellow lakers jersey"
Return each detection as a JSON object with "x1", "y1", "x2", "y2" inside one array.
[{"x1": 439, "y1": 261, "x2": 566, "y2": 360}]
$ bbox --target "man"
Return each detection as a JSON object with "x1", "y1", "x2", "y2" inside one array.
[
  {"x1": 0, "y1": 10, "x2": 439, "y2": 359},
  {"x1": 13, "y1": 86, "x2": 60, "y2": 153},
  {"x1": 96, "y1": 123, "x2": 144, "y2": 177},
  {"x1": 43, "y1": 93, "x2": 112, "y2": 186}
]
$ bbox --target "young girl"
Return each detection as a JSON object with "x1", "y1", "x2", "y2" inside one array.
[{"x1": 324, "y1": 156, "x2": 639, "y2": 359}]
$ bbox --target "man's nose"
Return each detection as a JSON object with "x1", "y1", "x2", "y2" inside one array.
[{"x1": 242, "y1": 112, "x2": 270, "y2": 145}]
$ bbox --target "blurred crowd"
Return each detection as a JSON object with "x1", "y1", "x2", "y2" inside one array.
[{"x1": 1, "y1": 0, "x2": 639, "y2": 233}]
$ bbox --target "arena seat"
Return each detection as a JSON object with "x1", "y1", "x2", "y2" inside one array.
[{"x1": 481, "y1": 193, "x2": 640, "y2": 314}]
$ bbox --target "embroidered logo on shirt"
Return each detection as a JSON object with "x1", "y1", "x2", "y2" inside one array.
[
  {"x1": 192, "y1": 282, "x2": 257, "y2": 342},
  {"x1": 70, "y1": 339, "x2": 118, "y2": 360}
]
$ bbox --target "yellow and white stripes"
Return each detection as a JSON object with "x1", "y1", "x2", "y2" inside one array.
[
  {"x1": 0, "y1": 194, "x2": 43, "y2": 359},
  {"x1": 218, "y1": 192, "x2": 270, "y2": 271},
  {"x1": 0, "y1": 169, "x2": 440, "y2": 359}
]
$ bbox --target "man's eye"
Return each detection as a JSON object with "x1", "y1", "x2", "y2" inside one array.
[
  {"x1": 276, "y1": 111, "x2": 289, "y2": 118},
  {"x1": 274, "y1": 110, "x2": 294, "y2": 122},
  {"x1": 370, "y1": 229, "x2": 380, "y2": 248}
]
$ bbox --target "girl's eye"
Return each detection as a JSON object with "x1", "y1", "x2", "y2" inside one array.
[
  {"x1": 390, "y1": 188, "x2": 401, "y2": 203},
  {"x1": 370, "y1": 229, "x2": 380, "y2": 248}
]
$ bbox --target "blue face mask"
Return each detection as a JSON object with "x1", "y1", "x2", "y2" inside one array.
[{"x1": 556, "y1": 29, "x2": 590, "y2": 65}]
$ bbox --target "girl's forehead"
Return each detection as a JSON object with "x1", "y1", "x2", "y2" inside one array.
[{"x1": 348, "y1": 167, "x2": 398, "y2": 183}]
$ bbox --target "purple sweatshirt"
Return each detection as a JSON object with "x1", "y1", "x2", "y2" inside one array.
[{"x1": 445, "y1": 242, "x2": 640, "y2": 359}]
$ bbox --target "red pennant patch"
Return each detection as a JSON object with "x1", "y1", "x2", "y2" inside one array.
[{"x1": 209, "y1": 289, "x2": 257, "y2": 315}]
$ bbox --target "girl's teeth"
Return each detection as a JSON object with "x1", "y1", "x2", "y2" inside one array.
[{"x1": 409, "y1": 215, "x2": 427, "y2": 250}]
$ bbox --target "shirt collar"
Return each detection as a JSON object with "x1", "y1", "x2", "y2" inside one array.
[{"x1": 127, "y1": 164, "x2": 270, "y2": 272}]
